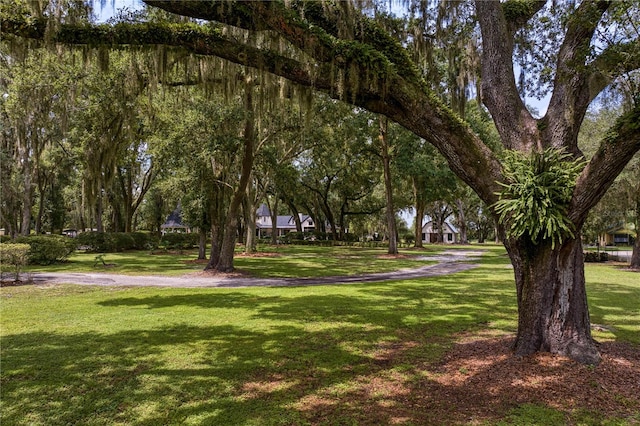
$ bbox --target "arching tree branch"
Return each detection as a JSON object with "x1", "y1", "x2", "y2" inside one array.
[
  {"x1": 570, "y1": 103, "x2": 640, "y2": 226},
  {"x1": 544, "y1": 0, "x2": 611, "y2": 151},
  {"x1": 475, "y1": 0, "x2": 538, "y2": 151},
  {"x1": 1, "y1": 10, "x2": 503, "y2": 207}
]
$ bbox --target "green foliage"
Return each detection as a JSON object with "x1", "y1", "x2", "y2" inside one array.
[
  {"x1": 76, "y1": 232, "x2": 157, "y2": 252},
  {"x1": 13, "y1": 235, "x2": 76, "y2": 265},
  {"x1": 493, "y1": 148, "x2": 586, "y2": 248},
  {"x1": 159, "y1": 233, "x2": 198, "y2": 250},
  {"x1": 584, "y1": 251, "x2": 609, "y2": 263},
  {"x1": 0, "y1": 243, "x2": 30, "y2": 280}
]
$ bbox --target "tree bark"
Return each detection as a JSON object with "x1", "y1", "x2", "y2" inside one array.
[
  {"x1": 268, "y1": 196, "x2": 279, "y2": 245},
  {"x1": 379, "y1": 117, "x2": 398, "y2": 255},
  {"x1": 631, "y1": 199, "x2": 640, "y2": 269},
  {"x1": 455, "y1": 199, "x2": 468, "y2": 244},
  {"x1": 505, "y1": 235, "x2": 600, "y2": 364},
  {"x1": 413, "y1": 178, "x2": 425, "y2": 248},
  {"x1": 19, "y1": 137, "x2": 32, "y2": 236},
  {"x1": 244, "y1": 182, "x2": 258, "y2": 254},
  {"x1": 198, "y1": 228, "x2": 207, "y2": 260}
]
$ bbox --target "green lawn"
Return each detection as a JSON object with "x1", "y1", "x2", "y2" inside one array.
[
  {"x1": 2, "y1": 245, "x2": 638, "y2": 425},
  {"x1": 23, "y1": 244, "x2": 443, "y2": 278}
]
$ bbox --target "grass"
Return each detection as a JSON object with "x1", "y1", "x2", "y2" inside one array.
[
  {"x1": 22, "y1": 244, "x2": 442, "y2": 278},
  {"x1": 2, "y1": 245, "x2": 638, "y2": 425}
]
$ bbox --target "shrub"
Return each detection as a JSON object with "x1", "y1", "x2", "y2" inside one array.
[
  {"x1": 14, "y1": 235, "x2": 76, "y2": 265},
  {"x1": 130, "y1": 232, "x2": 156, "y2": 250},
  {"x1": 0, "y1": 243, "x2": 30, "y2": 281},
  {"x1": 159, "y1": 233, "x2": 198, "y2": 250},
  {"x1": 111, "y1": 233, "x2": 136, "y2": 252},
  {"x1": 76, "y1": 232, "x2": 116, "y2": 252},
  {"x1": 584, "y1": 251, "x2": 609, "y2": 262},
  {"x1": 77, "y1": 232, "x2": 159, "y2": 252}
]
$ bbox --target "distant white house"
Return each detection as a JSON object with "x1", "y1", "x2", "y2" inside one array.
[
  {"x1": 256, "y1": 204, "x2": 315, "y2": 237},
  {"x1": 421, "y1": 220, "x2": 459, "y2": 244}
]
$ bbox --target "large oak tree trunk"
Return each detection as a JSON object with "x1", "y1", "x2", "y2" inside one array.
[{"x1": 505, "y1": 235, "x2": 600, "y2": 365}]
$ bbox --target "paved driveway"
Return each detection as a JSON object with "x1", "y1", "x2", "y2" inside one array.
[{"x1": 27, "y1": 250, "x2": 484, "y2": 289}]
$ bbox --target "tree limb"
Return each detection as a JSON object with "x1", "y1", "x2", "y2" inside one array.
[
  {"x1": 544, "y1": 0, "x2": 611, "y2": 151},
  {"x1": 570, "y1": 103, "x2": 640, "y2": 226},
  {"x1": 586, "y1": 41, "x2": 640, "y2": 101},
  {"x1": 475, "y1": 0, "x2": 538, "y2": 151},
  {"x1": 502, "y1": 0, "x2": 547, "y2": 35},
  {"x1": 1, "y1": 7, "x2": 502, "y2": 206}
]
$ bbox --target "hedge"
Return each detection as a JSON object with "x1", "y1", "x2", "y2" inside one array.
[
  {"x1": 76, "y1": 232, "x2": 158, "y2": 252},
  {"x1": 13, "y1": 235, "x2": 76, "y2": 265},
  {"x1": 584, "y1": 251, "x2": 609, "y2": 262},
  {"x1": 159, "y1": 233, "x2": 198, "y2": 250}
]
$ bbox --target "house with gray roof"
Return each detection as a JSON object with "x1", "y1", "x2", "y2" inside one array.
[
  {"x1": 256, "y1": 204, "x2": 315, "y2": 237},
  {"x1": 421, "y1": 220, "x2": 459, "y2": 244}
]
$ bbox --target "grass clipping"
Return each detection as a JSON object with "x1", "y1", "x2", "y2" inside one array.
[{"x1": 493, "y1": 148, "x2": 586, "y2": 248}]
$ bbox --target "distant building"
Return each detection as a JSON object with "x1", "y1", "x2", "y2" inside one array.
[
  {"x1": 161, "y1": 205, "x2": 191, "y2": 234},
  {"x1": 598, "y1": 225, "x2": 636, "y2": 246},
  {"x1": 255, "y1": 204, "x2": 315, "y2": 237},
  {"x1": 421, "y1": 220, "x2": 459, "y2": 244}
]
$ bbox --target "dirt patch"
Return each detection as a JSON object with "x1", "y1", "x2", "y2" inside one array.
[
  {"x1": 417, "y1": 335, "x2": 640, "y2": 423},
  {"x1": 0, "y1": 279, "x2": 33, "y2": 287},
  {"x1": 183, "y1": 259, "x2": 209, "y2": 264},
  {"x1": 183, "y1": 269, "x2": 251, "y2": 279},
  {"x1": 288, "y1": 332, "x2": 640, "y2": 424},
  {"x1": 236, "y1": 252, "x2": 281, "y2": 258},
  {"x1": 377, "y1": 254, "x2": 411, "y2": 259}
]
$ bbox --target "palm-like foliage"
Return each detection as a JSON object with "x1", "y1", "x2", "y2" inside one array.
[{"x1": 494, "y1": 148, "x2": 586, "y2": 248}]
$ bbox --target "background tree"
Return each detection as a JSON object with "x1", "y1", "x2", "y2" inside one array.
[{"x1": 3, "y1": 0, "x2": 640, "y2": 364}]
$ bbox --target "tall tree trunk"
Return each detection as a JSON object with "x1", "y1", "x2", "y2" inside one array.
[
  {"x1": 630, "y1": 235, "x2": 640, "y2": 269},
  {"x1": 505, "y1": 235, "x2": 600, "y2": 364},
  {"x1": 322, "y1": 200, "x2": 337, "y2": 241},
  {"x1": 379, "y1": 116, "x2": 398, "y2": 255},
  {"x1": 285, "y1": 199, "x2": 303, "y2": 233},
  {"x1": 209, "y1": 222, "x2": 222, "y2": 268},
  {"x1": 35, "y1": 180, "x2": 45, "y2": 235},
  {"x1": 631, "y1": 200, "x2": 640, "y2": 269},
  {"x1": 213, "y1": 76, "x2": 256, "y2": 272},
  {"x1": 19, "y1": 140, "x2": 32, "y2": 236},
  {"x1": 413, "y1": 179, "x2": 425, "y2": 248},
  {"x1": 95, "y1": 191, "x2": 104, "y2": 233},
  {"x1": 198, "y1": 228, "x2": 207, "y2": 260},
  {"x1": 455, "y1": 199, "x2": 468, "y2": 244},
  {"x1": 244, "y1": 185, "x2": 258, "y2": 254},
  {"x1": 268, "y1": 195, "x2": 279, "y2": 245}
]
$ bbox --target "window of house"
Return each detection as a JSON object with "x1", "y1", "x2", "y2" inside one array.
[{"x1": 447, "y1": 233, "x2": 453, "y2": 241}]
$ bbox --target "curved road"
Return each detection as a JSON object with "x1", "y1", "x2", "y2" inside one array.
[{"x1": 27, "y1": 250, "x2": 484, "y2": 289}]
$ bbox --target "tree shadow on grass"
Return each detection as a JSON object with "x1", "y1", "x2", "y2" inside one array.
[{"x1": 3, "y1": 270, "x2": 638, "y2": 425}]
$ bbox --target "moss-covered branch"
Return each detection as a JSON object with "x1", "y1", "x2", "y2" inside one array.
[
  {"x1": 1, "y1": 5, "x2": 503, "y2": 207},
  {"x1": 502, "y1": 0, "x2": 546, "y2": 34}
]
